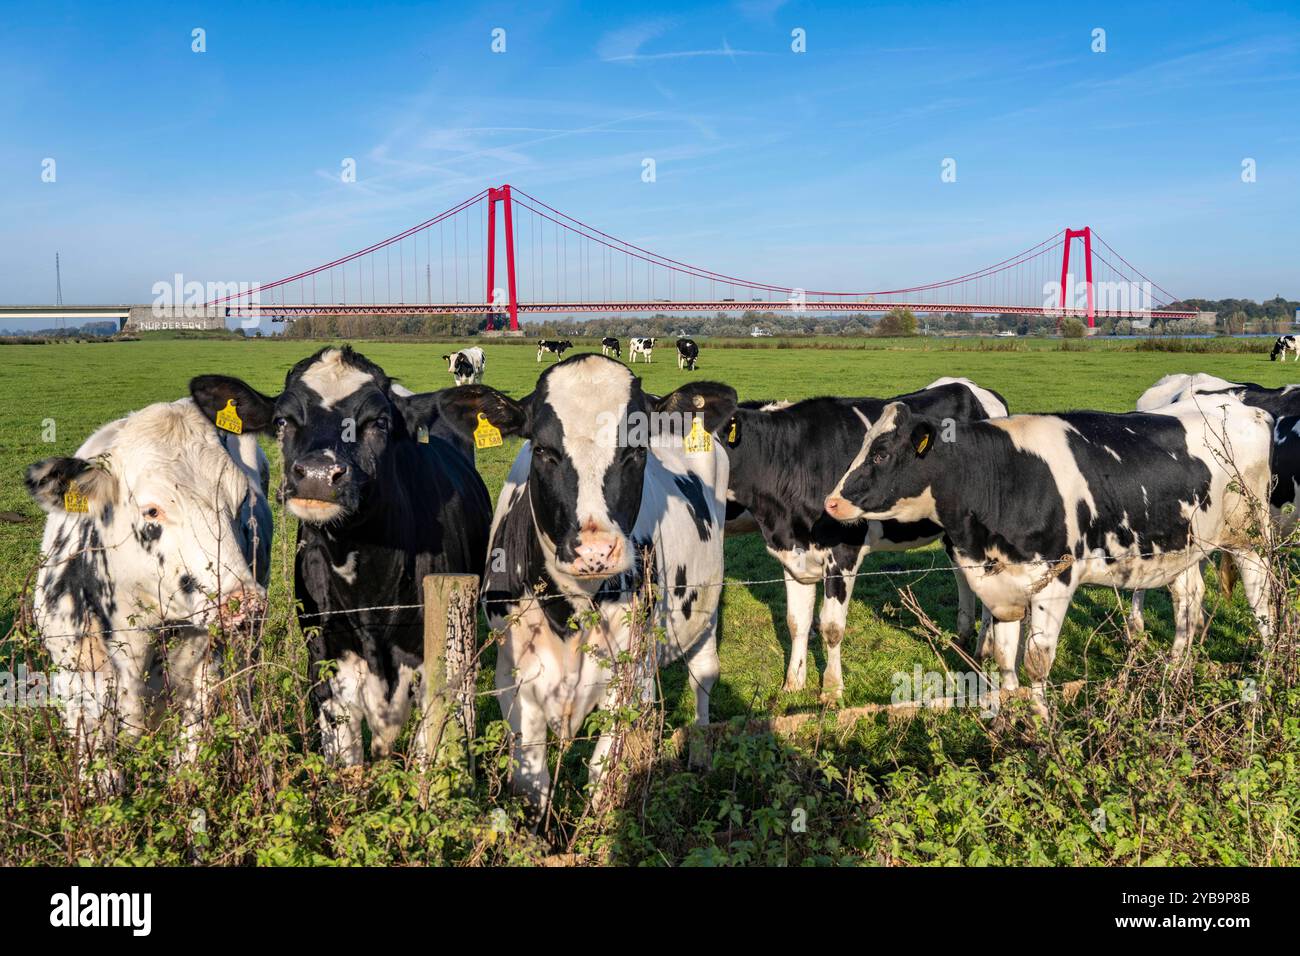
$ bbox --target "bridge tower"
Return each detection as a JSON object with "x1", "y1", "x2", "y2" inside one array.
[
  {"x1": 1059, "y1": 226, "x2": 1095, "y2": 327},
  {"x1": 485, "y1": 185, "x2": 520, "y2": 331}
]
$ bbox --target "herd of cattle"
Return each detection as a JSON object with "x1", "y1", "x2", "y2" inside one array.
[{"x1": 23, "y1": 341, "x2": 1295, "y2": 804}]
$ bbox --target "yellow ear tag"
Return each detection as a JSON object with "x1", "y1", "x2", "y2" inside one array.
[
  {"x1": 684, "y1": 416, "x2": 712, "y2": 454},
  {"x1": 64, "y1": 481, "x2": 89, "y2": 513},
  {"x1": 915, "y1": 433, "x2": 931, "y2": 455},
  {"x1": 727, "y1": 419, "x2": 738, "y2": 444},
  {"x1": 417, "y1": 425, "x2": 429, "y2": 444},
  {"x1": 215, "y1": 399, "x2": 243, "y2": 435},
  {"x1": 474, "y1": 413, "x2": 502, "y2": 449}
]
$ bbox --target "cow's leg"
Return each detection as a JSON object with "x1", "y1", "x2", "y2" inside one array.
[
  {"x1": 315, "y1": 657, "x2": 365, "y2": 767},
  {"x1": 954, "y1": 568, "x2": 979, "y2": 645},
  {"x1": 1231, "y1": 551, "x2": 1274, "y2": 639},
  {"x1": 782, "y1": 571, "x2": 818, "y2": 692},
  {"x1": 818, "y1": 552, "x2": 864, "y2": 702},
  {"x1": 510, "y1": 693, "x2": 551, "y2": 810},
  {"x1": 989, "y1": 618, "x2": 1023, "y2": 692},
  {"x1": 1167, "y1": 565, "x2": 1206, "y2": 659},
  {"x1": 1128, "y1": 589, "x2": 1147, "y2": 634},
  {"x1": 109, "y1": 634, "x2": 153, "y2": 741},
  {"x1": 684, "y1": 616, "x2": 721, "y2": 727},
  {"x1": 164, "y1": 630, "x2": 218, "y2": 763},
  {"x1": 1023, "y1": 582, "x2": 1074, "y2": 712},
  {"x1": 45, "y1": 631, "x2": 119, "y2": 787}
]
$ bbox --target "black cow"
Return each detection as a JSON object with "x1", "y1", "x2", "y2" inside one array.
[
  {"x1": 190, "y1": 346, "x2": 491, "y2": 765},
  {"x1": 601, "y1": 336, "x2": 621, "y2": 359},
  {"x1": 676, "y1": 337, "x2": 700, "y2": 371},
  {"x1": 722, "y1": 377, "x2": 1008, "y2": 699},
  {"x1": 536, "y1": 339, "x2": 573, "y2": 362}
]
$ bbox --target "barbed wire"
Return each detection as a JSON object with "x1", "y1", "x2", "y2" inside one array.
[{"x1": 15, "y1": 542, "x2": 1257, "y2": 643}]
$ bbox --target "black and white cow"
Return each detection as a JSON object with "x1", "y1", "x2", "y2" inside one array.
[
  {"x1": 1131, "y1": 372, "x2": 1300, "y2": 629},
  {"x1": 25, "y1": 399, "x2": 272, "y2": 786},
  {"x1": 1271, "y1": 335, "x2": 1299, "y2": 362},
  {"x1": 436, "y1": 354, "x2": 736, "y2": 806},
  {"x1": 536, "y1": 339, "x2": 573, "y2": 362},
  {"x1": 723, "y1": 377, "x2": 1008, "y2": 699},
  {"x1": 824, "y1": 398, "x2": 1275, "y2": 705},
  {"x1": 629, "y1": 337, "x2": 655, "y2": 363},
  {"x1": 676, "y1": 337, "x2": 700, "y2": 371},
  {"x1": 189, "y1": 347, "x2": 492, "y2": 765},
  {"x1": 601, "y1": 336, "x2": 621, "y2": 359},
  {"x1": 441, "y1": 347, "x2": 486, "y2": 385}
]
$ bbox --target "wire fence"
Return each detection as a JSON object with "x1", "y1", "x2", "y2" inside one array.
[{"x1": 12, "y1": 539, "x2": 1246, "y2": 644}]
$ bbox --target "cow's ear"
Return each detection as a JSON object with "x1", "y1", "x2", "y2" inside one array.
[
  {"x1": 189, "y1": 375, "x2": 277, "y2": 433},
  {"x1": 654, "y1": 382, "x2": 738, "y2": 434},
  {"x1": 25, "y1": 456, "x2": 119, "y2": 516},
  {"x1": 427, "y1": 385, "x2": 531, "y2": 440},
  {"x1": 910, "y1": 420, "x2": 936, "y2": 458}
]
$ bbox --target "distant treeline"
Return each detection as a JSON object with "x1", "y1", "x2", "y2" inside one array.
[{"x1": 273, "y1": 296, "x2": 1298, "y2": 342}]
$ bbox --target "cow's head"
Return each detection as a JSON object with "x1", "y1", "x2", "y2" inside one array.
[
  {"x1": 1272, "y1": 339, "x2": 1285, "y2": 361},
  {"x1": 189, "y1": 347, "x2": 444, "y2": 526},
  {"x1": 823, "y1": 402, "x2": 941, "y2": 524},
  {"x1": 440, "y1": 354, "x2": 735, "y2": 581},
  {"x1": 26, "y1": 400, "x2": 266, "y2": 628}
]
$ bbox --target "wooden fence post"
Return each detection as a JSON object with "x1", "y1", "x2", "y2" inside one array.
[{"x1": 422, "y1": 573, "x2": 481, "y2": 772}]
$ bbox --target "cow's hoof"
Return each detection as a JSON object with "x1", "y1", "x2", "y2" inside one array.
[
  {"x1": 819, "y1": 688, "x2": 843, "y2": 707},
  {"x1": 782, "y1": 675, "x2": 806, "y2": 693}
]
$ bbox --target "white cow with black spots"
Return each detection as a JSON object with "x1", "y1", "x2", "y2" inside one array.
[{"x1": 25, "y1": 399, "x2": 272, "y2": 788}]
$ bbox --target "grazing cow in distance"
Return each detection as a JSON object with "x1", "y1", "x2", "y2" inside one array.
[
  {"x1": 437, "y1": 354, "x2": 736, "y2": 807},
  {"x1": 441, "y1": 347, "x2": 486, "y2": 385},
  {"x1": 25, "y1": 399, "x2": 273, "y2": 787},
  {"x1": 824, "y1": 398, "x2": 1275, "y2": 706},
  {"x1": 723, "y1": 377, "x2": 1008, "y2": 698},
  {"x1": 676, "y1": 337, "x2": 700, "y2": 371},
  {"x1": 190, "y1": 347, "x2": 491, "y2": 766},
  {"x1": 536, "y1": 339, "x2": 573, "y2": 362},
  {"x1": 1271, "y1": 335, "x2": 1299, "y2": 361},
  {"x1": 629, "y1": 337, "x2": 655, "y2": 363},
  {"x1": 601, "y1": 336, "x2": 621, "y2": 359}
]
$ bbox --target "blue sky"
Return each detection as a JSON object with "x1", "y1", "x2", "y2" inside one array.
[{"x1": 1, "y1": 0, "x2": 1297, "y2": 320}]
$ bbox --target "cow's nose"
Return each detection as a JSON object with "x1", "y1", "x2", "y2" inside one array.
[
  {"x1": 573, "y1": 531, "x2": 623, "y2": 575},
  {"x1": 290, "y1": 454, "x2": 349, "y2": 500},
  {"x1": 824, "y1": 495, "x2": 850, "y2": 517}
]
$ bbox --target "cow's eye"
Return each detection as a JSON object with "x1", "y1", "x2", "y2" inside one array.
[
  {"x1": 141, "y1": 505, "x2": 166, "y2": 522},
  {"x1": 533, "y1": 446, "x2": 560, "y2": 464},
  {"x1": 872, "y1": 452, "x2": 889, "y2": 464},
  {"x1": 370, "y1": 416, "x2": 390, "y2": 432},
  {"x1": 273, "y1": 416, "x2": 290, "y2": 430}
]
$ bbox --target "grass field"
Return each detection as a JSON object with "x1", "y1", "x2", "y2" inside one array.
[{"x1": 3, "y1": 337, "x2": 1299, "y2": 865}]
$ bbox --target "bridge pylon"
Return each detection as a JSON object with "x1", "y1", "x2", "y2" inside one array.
[
  {"x1": 485, "y1": 185, "x2": 520, "y2": 331},
  {"x1": 1059, "y1": 226, "x2": 1095, "y2": 327}
]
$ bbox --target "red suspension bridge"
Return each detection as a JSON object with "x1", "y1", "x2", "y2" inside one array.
[{"x1": 208, "y1": 185, "x2": 1195, "y2": 330}]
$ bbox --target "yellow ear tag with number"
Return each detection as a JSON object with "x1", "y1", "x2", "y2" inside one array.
[
  {"x1": 215, "y1": 399, "x2": 243, "y2": 435},
  {"x1": 474, "y1": 414, "x2": 502, "y2": 449},
  {"x1": 915, "y1": 433, "x2": 931, "y2": 455},
  {"x1": 417, "y1": 425, "x2": 429, "y2": 444},
  {"x1": 684, "y1": 416, "x2": 712, "y2": 454},
  {"x1": 727, "y1": 419, "x2": 738, "y2": 444},
  {"x1": 64, "y1": 481, "x2": 89, "y2": 513}
]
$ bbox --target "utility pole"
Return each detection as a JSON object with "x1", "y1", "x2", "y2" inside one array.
[{"x1": 55, "y1": 252, "x2": 65, "y2": 330}]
